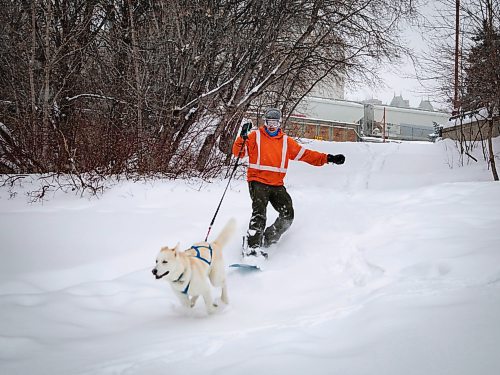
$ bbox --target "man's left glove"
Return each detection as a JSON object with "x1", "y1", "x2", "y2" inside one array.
[
  {"x1": 327, "y1": 154, "x2": 345, "y2": 165},
  {"x1": 240, "y1": 122, "x2": 252, "y2": 140}
]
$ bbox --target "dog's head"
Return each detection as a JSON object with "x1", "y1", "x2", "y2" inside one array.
[{"x1": 152, "y1": 243, "x2": 179, "y2": 280}]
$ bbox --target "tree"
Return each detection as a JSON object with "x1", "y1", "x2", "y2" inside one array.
[
  {"x1": 1, "y1": 0, "x2": 420, "y2": 196},
  {"x1": 420, "y1": 0, "x2": 499, "y2": 181},
  {"x1": 462, "y1": 15, "x2": 500, "y2": 180}
]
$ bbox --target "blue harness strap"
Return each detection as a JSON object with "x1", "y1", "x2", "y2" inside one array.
[
  {"x1": 181, "y1": 281, "x2": 190, "y2": 295},
  {"x1": 190, "y1": 245, "x2": 213, "y2": 266},
  {"x1": 180, "y1": 245, "x2": 213, "y2": 295},
  {"x1": 174, "y1": 272, "x2": 190, "y2": 295}
]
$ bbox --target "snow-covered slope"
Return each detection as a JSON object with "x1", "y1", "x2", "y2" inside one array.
[{"x1": 1, "y1": 138, "x2": 499, "y2": 375}]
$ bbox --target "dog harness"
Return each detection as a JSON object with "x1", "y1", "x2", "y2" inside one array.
[
  {"x1": 190, "y1": 245, "x2": 213, "y2": 265},
  {"x1": 178, "y1": 245, "x2": 214, "y2": 295}
]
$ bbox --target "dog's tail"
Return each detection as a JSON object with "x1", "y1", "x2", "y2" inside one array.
[{"x1": 212, "y1": 218, "x2": 236, "y2": 249}]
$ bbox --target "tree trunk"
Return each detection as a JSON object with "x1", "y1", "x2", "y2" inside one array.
[
  {"x1": 487, "y1": 119, "x2": 499, "y2": 181},
  {"x1": 127, "y1": 0, "x2": 143, "y2": 135},
  {"x1": 41, "y1": 0, "x2": 53, "y2": 167},
  {"x1": 195, "y1": 106, "x2": 242, "y2": 172},
  {"x1": 29, "y1": 0, "x2": 37, "y2": 117}
]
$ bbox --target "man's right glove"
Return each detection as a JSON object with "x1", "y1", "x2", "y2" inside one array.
[
  {"x1": 240, "y1": 122, "x2": 252, "y2": 140},
  {"x1": 327, "y1": 154, "x2": 345, "y2": 165}
]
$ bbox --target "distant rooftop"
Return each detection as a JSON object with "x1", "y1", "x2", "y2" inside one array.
[
  {"x1": 418, "y1": 99, "x2": 434, "y2": 111},
  {"x1": 390, "y1": 94, "x2": 410, "y2": 108},
  {"x1": 362, "y1": 98, "x2": 383, "y2": 105}
]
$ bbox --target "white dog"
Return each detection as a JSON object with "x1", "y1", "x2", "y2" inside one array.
[{"x1": 152, "y1": 219, "x2": 236, "y2": 314}]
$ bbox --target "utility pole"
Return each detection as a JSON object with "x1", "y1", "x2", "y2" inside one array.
[
  {"x1": 453, "y1": 0, "x2": 460, "y2": 114},
  {"x1": 382, "y1": 107, "x2": 386, "y2": 143}
]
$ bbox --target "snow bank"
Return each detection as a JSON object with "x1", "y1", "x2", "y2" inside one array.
[{"x1": 1, "y1": 138, "x2": 499, "y2": 375}]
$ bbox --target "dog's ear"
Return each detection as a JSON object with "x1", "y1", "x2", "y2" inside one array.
[{"x1": 172, "y1": 242, "x2": 180, "y2": 257}]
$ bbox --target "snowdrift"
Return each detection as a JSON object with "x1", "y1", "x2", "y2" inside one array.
[{"x1": 1, "y1": 138, "x2": 499, "y2": 375}]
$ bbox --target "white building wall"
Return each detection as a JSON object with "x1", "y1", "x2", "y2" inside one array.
[
  {"x1": 296, "y1": 96, "x2": 450, "y2": 140},
  {"x1": 296, "y1": 97, "x2": 364, "y2": 124},
  {"x1": 309, "y1": 79, "x2": 345, "y2": 100},
  {"x1": 372, "y1": 105, "x2": 449, "y2": 128}
]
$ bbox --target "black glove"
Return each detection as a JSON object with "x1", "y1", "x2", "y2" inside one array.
[
  {"x1": 240, "y1": 122, "x2": 252, "y2": 140},
  {"x1": 327, "y1": 154, "x2": 345, "y2": 165}
]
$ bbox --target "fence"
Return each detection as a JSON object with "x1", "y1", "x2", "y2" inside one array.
[{"x1": 442, "y1": 117, "x2": 500, "y2": 142}]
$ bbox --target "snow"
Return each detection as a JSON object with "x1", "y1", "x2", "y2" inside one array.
[
  {"x1": 0, "y1": 122, "x2": 10, "y2": 136},
  {"x1": 1, "y1": 138, "x2": 500, "y2": 375},
  {"x1": 65, "y1": 94, "x2": 127, "y2": 104},
  {"x1": 177, "y1": 77, "x2": 235, "y2": 113},
  {"x1": 445, "y1": 108, "x2": 490, "y2": 128}
]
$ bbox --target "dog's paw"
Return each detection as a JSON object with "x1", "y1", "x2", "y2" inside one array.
[
  {"x1": 189, "y1": 295, "x2": 199, "y2": 308},
  {"x1": 189, "y1": 300, "x2": 196, "y2": 308},
  {"x1": 207, "y1": 306, "x2": 217, "y2": 315},
  {"x1": 213, "y1": 297, "x2": 229, "y2": 306},
  {"x1": 208, "y1": 300, "x2": 229, "y2": 315},
  {"x1": 204, "y1": 302, "x2": 218, "y2": 314}
]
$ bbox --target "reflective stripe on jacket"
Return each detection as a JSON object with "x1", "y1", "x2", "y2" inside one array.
[{"x1": 232, "y1": 127, "x2": 327, "y2": 186}]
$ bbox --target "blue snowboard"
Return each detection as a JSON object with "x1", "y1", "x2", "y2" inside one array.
[
  {"x1": 232, "y1": 237, "x2": 265, "y2": 271},
  {"x1": 229, "y1": 263, "x2": 262, "y2": 271}
]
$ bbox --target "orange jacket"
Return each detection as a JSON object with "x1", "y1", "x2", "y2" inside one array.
[{"x1": 232, "y1": 127, "x2": 328, "y2": 186}]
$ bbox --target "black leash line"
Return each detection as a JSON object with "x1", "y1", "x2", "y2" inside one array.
[{"x1": 204, "y1": 138, "x2": 247, "y2": 242}]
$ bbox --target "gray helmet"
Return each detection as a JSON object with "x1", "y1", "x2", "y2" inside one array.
[{"x1": 264, "y1": 108, "x2": 282, "y2": 120}]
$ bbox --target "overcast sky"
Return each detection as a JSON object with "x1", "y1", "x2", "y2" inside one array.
[
  {"x1": 344, "y1": 62, "x2": 427, "y2": 109},
  {"x1": 345, "y1": 1, "x2": 452, "y2": 111}
]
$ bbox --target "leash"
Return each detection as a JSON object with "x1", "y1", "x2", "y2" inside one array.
[{"x1": 204, "y1": 138, "x2": 247, "y2": 241}]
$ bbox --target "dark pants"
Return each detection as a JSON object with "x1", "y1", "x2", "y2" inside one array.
[{"x1": 247, "y1": 181, "x2": 294, "y2": 248}]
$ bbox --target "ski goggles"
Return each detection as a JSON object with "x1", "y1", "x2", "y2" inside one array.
[{"x1": 265, "y1": 119, "x2": 281, "y2": 128}]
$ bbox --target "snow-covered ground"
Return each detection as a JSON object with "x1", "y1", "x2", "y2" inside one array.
[{"x1": 1, "y1": 138, "x2": 499, "y2": 375}]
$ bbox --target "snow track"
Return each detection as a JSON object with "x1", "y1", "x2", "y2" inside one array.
[{"x1": 1, "y1": 139, "x2": 500, "y2": 374}]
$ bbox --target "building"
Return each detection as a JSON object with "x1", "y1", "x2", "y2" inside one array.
[
  {"x1": 364, "y1": 102, "x2": 449, "y2": 141},
  {"x1": 390, "y1": 95, "x2": 409, "y2": 108},
  {"x1": 442, "y1": 108, "x2": 500, "y2": 141},
  {"x1": 309, "y1": 77, "x2": 345, "y2": 100},
  {"x1": 294, "y1": 95, "x2": 450, "y2": 142},
  {"x1": 418, "y1": 99, "x2": 434, "y2": 111},
  {"x1": 285, "y1": 115, "x2": 361, "y2": 142}
]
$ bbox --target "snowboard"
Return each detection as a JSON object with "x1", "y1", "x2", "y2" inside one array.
[
  {"x1": 229, "y1": 263, "x2": 262, "y2": 271},
  {"x1": 229, "y1": 236, "x2": 266, "y2": 271}
]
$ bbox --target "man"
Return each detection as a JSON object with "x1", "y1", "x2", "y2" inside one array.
[{"x1": 232, "y1": 107, "x2": 345, "y2": 261}]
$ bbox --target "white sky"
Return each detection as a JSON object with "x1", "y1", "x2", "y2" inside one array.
[
  {"x1": 345, "y1": 1, "x2": 450, "y2": 110},
  {"x1": 345, "y1": 64, "x2": 427, "y2": 108}
]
